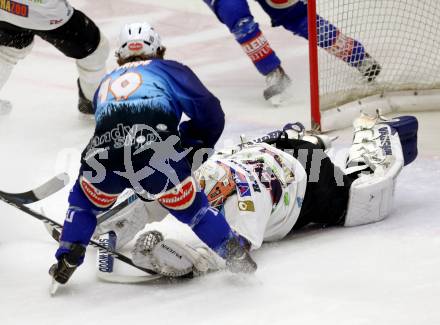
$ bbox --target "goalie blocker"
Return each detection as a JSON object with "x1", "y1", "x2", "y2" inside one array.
[{"x1": 97, "y1": 114, "x2": 418, "y2": 279}]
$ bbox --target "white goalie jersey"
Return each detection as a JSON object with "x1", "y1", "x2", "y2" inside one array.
[
  {"x1": 96, "y1": 142, "x2": 309, "y2": 280},
  {"x1": 0, "y1": 0, "x2": 73, "y2": 30},
  {"x1": 198, "y1": 142, "x2": 307, "y2": 249},
  {"x1": 97, "y1": 142, "x2": 308, "y2": 251}
]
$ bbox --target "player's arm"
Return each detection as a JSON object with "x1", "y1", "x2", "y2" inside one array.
[
  {"x1": 158, "y1": 61, "x2": 225, "y2": 149},
  {"x1": 154, "y1": 61, "x2": 225, "y2": 168}
]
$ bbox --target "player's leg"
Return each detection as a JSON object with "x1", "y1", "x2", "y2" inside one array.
[
  {"x1": 256, "y1": 1, "x2": 381, "y2": 81},
  {"x1": 50, "y1": 167, "x2": 125, "y2": 284},
  {"x1": 0, "y1": 22, "x2": 35, "y2": 114},
  {"x1": 34, "y1": 9, "x2": 109, "y2": 114},
  {"x1": 139, "y1": 152, "x2": 257, "y2": 274},
  {"x1": 203, "y1": 0, "x2": 291, "y2": 103}
]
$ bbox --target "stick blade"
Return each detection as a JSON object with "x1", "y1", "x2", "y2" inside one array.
[{"x1": 33, "y1": 173, "x2": 70, "y2": 201}]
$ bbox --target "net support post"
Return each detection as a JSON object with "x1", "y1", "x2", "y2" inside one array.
[{"x1": 307, "y1": 0, "x2": 321, "y2": 131}]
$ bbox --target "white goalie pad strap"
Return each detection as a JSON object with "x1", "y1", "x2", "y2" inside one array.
[
  {"x1": 344, "y1": 124, "x2": 404, "y2": 227},
  {"x1": 95, "y1": 199, "x2": 167, "y2": 249},
  {"x1": 133, "y1": 237, "x2": 222, "y2": 278}
]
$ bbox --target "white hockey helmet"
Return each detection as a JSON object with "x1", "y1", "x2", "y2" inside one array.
[{"x1": 116, "y1": 22, "x2": 162, "y2": 59}]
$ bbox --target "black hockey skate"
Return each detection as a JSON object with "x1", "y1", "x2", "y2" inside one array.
[
  {"x1": 77, "y1": 79, "x2": 94, "y2": 115},
  {"x1": 222, "y1": 237, "x2": 257, "y2": 274},
  {"x1": 357, "y1": 53, "x2": 381, "y2": 82},
  {"x1": 263, "y1": 66, "x2": 292, "y2": 102},
  {"x1": 49, "y1": 244, "x2": 86, "y2": 285}
]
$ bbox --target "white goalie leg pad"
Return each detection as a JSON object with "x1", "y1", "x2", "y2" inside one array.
[
  {"x1": 76, "y1": 33, "x2": 109, "y2": 100},
  {"x1": 95, "y1": 198, "x2": 167, "y2": 249},
  {"x1": 132, "y1": 231, "x2": 222, "y2": 277},
  {"x1": 344, "y1": 117, "x2": 404, "y2": 227}
]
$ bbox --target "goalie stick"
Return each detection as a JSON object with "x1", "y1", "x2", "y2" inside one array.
[
  {"x1": 0, "y1": 173, "x2": 69, "y2": 204},
  {"x1": 0, "y1": 189, "x2": 158, "y2": 279}
]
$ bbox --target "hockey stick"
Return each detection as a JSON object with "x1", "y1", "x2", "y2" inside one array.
[
  {"x1": 0, "y1": 173, "x2": 69, "y2": 204},
  {"x1": 97, "y1": 192, "x2": 139, "y2": 225},
  {"x1": 0, "y1": 191, "x2": 158, "y2": 276}
]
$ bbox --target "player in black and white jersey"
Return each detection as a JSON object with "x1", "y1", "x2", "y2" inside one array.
[{"x1": 0, "y1": 0, "x2": 109, "y2": 114}]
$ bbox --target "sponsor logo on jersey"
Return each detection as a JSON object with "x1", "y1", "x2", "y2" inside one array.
[
  {"x1": 241, "y1": 32, "x2": 274, "y2": 63},
  {"x1": 245, "y1": 159, "x2": 283, "y2": 206},
  {"x1": 238, "y1": 200, "x2": 255, "y2": 212},
  {"x1": 229, "y1": 160, "x2": 261, "y2": 193},
  {"x1": 0, "y1": 0, "x2": 29, "y2": 17},
  {"x1": 265, "y1": 0, "x2": 298, "y2": 9},
  {"x1": 259, "y1": 148, "x2": 295, "y2": 184},
  {"x1": 79, "y1": 177, "x2": 118, "y2": 208},
  {"x1": 230, "y1": 167, "x2": 252, "y2": 198},
  {"x1": 88, "y1": 123, "x2": 160, "y2": 151},
  {"x1": 158, "y1": 177, "x2": 196, "y2": 210}
]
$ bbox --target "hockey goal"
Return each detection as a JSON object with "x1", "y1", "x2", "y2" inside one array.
[{"x1": 308, "y1": 0, "x2": 440, "y2": 131}]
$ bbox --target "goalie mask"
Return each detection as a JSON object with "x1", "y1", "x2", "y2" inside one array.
[
  {"x1": 195, "y1": 161, "x2": 236, "y2": 208},
  {"x1": 116, "y1": 22, "x2": 162, "y2": 60}
]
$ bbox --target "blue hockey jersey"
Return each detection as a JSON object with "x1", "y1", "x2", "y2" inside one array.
[{"x1": 93, "y1": 59, "x2": 224, "y2": 148}]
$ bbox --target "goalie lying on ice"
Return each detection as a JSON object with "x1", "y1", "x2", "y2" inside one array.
[{"x1": 97, "y1": 113, "x2": 418, "y2": 279}]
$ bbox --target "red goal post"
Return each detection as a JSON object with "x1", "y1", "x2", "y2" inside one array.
[{"x1": 308, "y1": 0, "x2": 440, "y2": 131}]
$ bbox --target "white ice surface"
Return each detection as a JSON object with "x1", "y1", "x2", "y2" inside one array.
[{"x1": 0, "y1": 1, "x2": 439, "y2": 324}]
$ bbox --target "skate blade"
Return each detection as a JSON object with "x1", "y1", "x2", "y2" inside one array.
[{"x1": 49, "y1": 279, "x2": 60, "y2": 297}]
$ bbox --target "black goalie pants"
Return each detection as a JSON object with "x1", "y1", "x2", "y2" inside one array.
[{"x1": 273, "y1": 138, "x2": 355, "y2": 231}]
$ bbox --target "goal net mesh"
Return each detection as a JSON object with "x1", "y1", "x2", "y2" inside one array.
[{"x1": 316, "y1": 0, "x2": 440, "y2": 111}]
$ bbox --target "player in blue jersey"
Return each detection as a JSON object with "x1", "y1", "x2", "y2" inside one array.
[
  {"x1": 49, "y1": 22, "x2": 257, "y2": 287},
  {"x1": 203, "y1": 0, "x2": 381, "y2": 104}
]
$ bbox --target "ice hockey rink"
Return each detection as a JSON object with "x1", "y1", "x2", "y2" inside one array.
[{"x1": 0, "y1": 1, "x2": 439, "y2": 324}]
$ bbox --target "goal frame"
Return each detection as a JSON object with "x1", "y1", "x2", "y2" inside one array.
[{"x1": 307, "y1": 0, "x2": 440, "y2": 132}]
